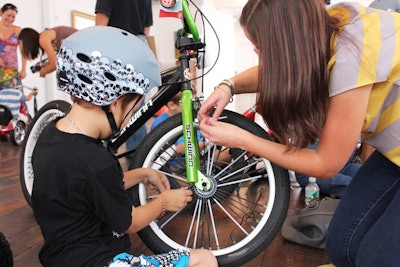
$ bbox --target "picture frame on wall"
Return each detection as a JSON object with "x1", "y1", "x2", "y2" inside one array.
[{"x1": 71, "y1": 10, "x2": 95, "y2": 30}]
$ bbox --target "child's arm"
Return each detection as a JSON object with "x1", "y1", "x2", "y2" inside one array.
[
  {"x1": 24, "y1": 90, "x2": 38, "y2": 101},
  {"x1": 124, "y1": 188, "x2": 193, "y2": 233},
  {"x1": 123, "y1": 168, "x2": 170, "y2": 191}
]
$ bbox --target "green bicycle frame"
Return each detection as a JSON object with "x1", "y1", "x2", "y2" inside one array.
[
  {"x1": 181, "y1": 88, "x2": 200, "y2": 184},
  {"x1": 182, "y1": 0, "x2": 200, "y2": 42},
  {"x1": 180, "y1": 0, "x2": 203, "y2": 186}
]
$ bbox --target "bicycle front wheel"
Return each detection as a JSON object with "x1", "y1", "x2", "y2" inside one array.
[
  {"x1": 20, "y1": 100, "x2": 71, "y2": 207},
  {"x1": 130, "y1": 110, "x2": 290, "y2": 267}
]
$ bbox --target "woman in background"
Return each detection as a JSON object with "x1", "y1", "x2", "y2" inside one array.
[
  {"x1": 0, "y1": 3, "x2": 27, "y2": 88},
  {"x1": 18, "y1": 26, "x2": 77, "y2": 78}
]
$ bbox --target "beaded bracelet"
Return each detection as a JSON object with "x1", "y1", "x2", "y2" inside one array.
[{"x1": 156, "y1": 197, "x2": 166, "y2": 217}]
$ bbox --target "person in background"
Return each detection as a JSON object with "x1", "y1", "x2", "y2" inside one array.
[
  {"x1": 295, "y1": 140, "x2": 361, "y2": 199},
  {"x1": 95, "y1": 0, "x2": 154, "y2": 163},
  {"x1": 18, "y1": 26, "x2": 77, "y2": 78},
  {"x1": 151, "y1": 92, "x2": 182, "y2": 131},
  {"x1": 0, "y1": 3, "x2": 27, "y2": 88},
  {"x1": 198, "y1": 1, "x2": 400, "y2": 266},
  {"x1": 31, "y1": 26, "x2": 217, "y2": 267},
  {"x1": 0, "y1": 87, "x2": 37, "y2": 118}
]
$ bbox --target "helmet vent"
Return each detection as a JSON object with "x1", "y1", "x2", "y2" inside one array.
[
  {"x1": 77, "y1": 53, "x2": 92, "y2": 63},
  {"x1": 78, "y1": 74, "x2": 93, "y2": 84},
  {"x1": 104, "y1": 72, "x2": 116, "y2": 81}
]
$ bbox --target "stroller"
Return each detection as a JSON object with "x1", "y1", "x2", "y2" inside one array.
[{"x1": 0, "y1": 69, "x2": 37, "y2": 146}]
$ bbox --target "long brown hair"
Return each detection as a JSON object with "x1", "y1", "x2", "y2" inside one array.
[
  {"x1": 18, "y1": 28, "x2": 41, "y2": 60},
  {"x1": 240, "y1": 0, "x2": 338, "y2": 148}
]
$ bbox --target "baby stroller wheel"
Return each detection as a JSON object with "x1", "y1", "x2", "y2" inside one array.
[{"x1": 10, "y1": 121, "x2": 26, "y2": 146}]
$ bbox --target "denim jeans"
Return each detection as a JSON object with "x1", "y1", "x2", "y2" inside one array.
[
  {"x1": 326, "y1": 151, "x2": 400, "y2": 266},
  {"x1": 296, "y1": 162, "x2": 360, "y2": 198}
]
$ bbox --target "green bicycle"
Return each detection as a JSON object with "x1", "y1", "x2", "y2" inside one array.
[{"x1": 19, "y1": 1, "x2": 290, "y2": 266}]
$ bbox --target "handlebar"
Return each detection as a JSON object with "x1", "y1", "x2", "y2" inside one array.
[
  {"x1": 15, "y1": 84, "x2": 39, "y2": 92},
  {"x1": 182, "y1": 0, "x2": 200, "y2": 41}
]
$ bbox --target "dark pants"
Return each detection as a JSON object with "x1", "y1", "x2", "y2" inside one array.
[{"x1": 326, "y1": 151, "x2": 400, "y2": 266}]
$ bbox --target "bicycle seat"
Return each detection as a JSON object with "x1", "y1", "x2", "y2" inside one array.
[{"x1": 0, "y1": 104, "x2": 13, "y2": 125}]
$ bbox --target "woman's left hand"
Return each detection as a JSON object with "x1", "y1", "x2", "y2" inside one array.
[
  {"x1": 200, "y1": 117, "x2": 246, "y2": 149},
  {"x1": 19, "y1": 69, "x2": 27, "y2": 79}
]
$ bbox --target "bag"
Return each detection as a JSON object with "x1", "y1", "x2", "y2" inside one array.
[{"x1": 281, "y1": 197, "x2": 340, "y2": 249}]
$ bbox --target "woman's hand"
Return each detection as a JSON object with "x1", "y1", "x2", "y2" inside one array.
[
  {"x1": 19, "y1": 69, "x2": 27, "y2": 79},
  {"x1": 200, "y1": 117, "x2": 247, "y2": 149},
  {"x1": 198, "y1": 87, "x2": 231, "y2": 121}
]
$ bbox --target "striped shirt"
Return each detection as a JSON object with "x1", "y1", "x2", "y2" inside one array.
[
  {"x1": 327, "y1": 3, "x2": 400, "y2": 166},
  {"x1": 0, "y1": 88, "x2": 25, "y2": 118}
]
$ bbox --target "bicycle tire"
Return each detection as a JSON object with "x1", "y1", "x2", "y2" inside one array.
[
  {"x1": 20, "y1": 100, "x2": 71, "y2": 207},
  {"x1": 129, "y1": 110, "x2": 290, "y2": 267}
]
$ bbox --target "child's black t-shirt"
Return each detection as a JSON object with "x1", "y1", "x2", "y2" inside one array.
[{"x1": 32, "y1": 119, "x2": 132, "y2": 266}]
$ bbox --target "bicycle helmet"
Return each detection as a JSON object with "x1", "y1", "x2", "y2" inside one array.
[{"x1": 56, "y1": 26, "x2": 161, "y2": 106}]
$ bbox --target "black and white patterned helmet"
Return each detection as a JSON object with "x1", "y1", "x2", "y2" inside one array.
[{"x1": 56, "y1": 26, "x2": 161, "y2": 106}]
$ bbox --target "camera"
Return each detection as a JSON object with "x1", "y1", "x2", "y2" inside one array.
[{"x1": 30, "y1": 64, "x2": 42, "y2": 73}]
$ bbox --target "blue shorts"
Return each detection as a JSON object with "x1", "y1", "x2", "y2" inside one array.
[{"x1": 108, "y1": 249, "x2": 190, "y2": 267}]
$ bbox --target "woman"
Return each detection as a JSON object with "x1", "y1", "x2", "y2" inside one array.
[
  {"x1": 0, "y1": 3, "x2": 26, "y2": 87},
  {"x1": 198, "y1": 1, "x2": 400, "y2": 266},
  {"x1": 18, "y1": 26, "x2": 77, "y2": 78}
]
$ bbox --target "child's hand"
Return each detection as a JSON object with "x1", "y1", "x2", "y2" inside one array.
[
  {"x1": 143, "y1": 169, "x2": 170, "y2": 192},
  {"x1": 159, "y1": 188, "x2": 193, "y2": 211}
]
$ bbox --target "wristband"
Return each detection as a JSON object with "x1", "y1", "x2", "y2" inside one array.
[
  {"x1": 156, "y1": 197, "x2": 166, "y2": 217},
  {"x1": 219, "y1": 78, "x2": 236, "y2": 96},
  {"x1": 214, "y1": 85, "x2": 233, "y2": 103}
]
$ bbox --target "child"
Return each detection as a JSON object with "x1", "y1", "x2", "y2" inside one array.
[
  {"x1": 0, "y1": 86, "x2": 37, "y2": 118},
  {"x1": 151, "y1": 92, "x2": 182, "y2": 130},
  {"x1": 31, "y1": 26, "x2": 217, "y2": 267}
]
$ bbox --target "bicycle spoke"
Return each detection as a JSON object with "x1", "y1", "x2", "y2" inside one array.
[
  {"x1": 207, "y1": 199, "x2": 220, "y2": 249},
  {"x1": 217, "y1": 174, "x2": 264, "y2": 187},
  {"x1": 213, "y1": 150, "x2": 248, "y2": 179},
  {"x1": 213, "y1": 198, "x2": 249, "y2": 236}
]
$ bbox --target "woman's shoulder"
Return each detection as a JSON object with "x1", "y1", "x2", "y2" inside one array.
[{"x1": 14, "y1": 25, "x2": 22, "y2": 35}]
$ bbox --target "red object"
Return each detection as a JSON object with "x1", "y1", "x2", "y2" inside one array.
[{"x1": 155, "y1": 105, "x2": 168, "y2": 116}]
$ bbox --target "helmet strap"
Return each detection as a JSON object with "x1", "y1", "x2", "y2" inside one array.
[{"x1": 102, "y1": 105, "x2": 120, "y2": 138}]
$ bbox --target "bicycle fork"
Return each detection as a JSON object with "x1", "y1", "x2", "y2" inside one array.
[{"x1": 179, "y1": 53, "x2": 201, "y2": 185}]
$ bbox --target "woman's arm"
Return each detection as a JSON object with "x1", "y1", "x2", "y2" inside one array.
[
  {"x1": 200, "y1": 84, "x2": 372, "y2": 178},
  {"x1": 198, "y1": 66, "x2": 259, "y2": 121},
  {"x1": 15, "y1": 26, "x2": 27, "y2": 79},
  {"x1": 95, "y1": 12, "x2": 109, "y2": 26},
  {"x1": 38, "y1": 29, "x2": 57, "y2": 77}
]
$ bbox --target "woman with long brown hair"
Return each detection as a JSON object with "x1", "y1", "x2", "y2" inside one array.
[
  {"x1": 198, "y1": 0, "x2": 400, "y2": 266},
  {"x1": 18, "y1": 26, "x2": 77, "y2": 78}
]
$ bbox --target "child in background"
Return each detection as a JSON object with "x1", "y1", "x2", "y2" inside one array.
[{"x1": 151, "y1": 92, "x2": 182, "y2": 130}]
